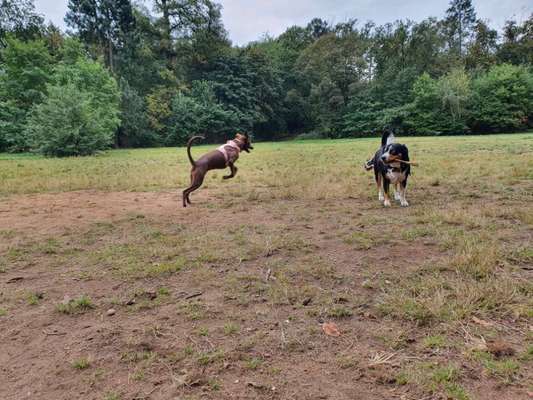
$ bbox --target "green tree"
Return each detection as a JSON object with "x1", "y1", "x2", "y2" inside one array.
[
  {"x1": 167, "y1": 80, "x2": 238, "y2": 145},
  {"x1": 0, "y1": 38, "x2": 52, "y2": 151},
  {"x1": 26, "y1": 57, "x2": 120, "y2": 156},
  {"x1": 65, "y1": 0, "x2": 136, "y2": 71},
  {"x1": 465, "y1": 20, "x2": 498, "y2": 71},
  {"x1": 310, "y1": 77, "x2": 344, "y2": 137},
  {"x1": 445, "y1": 0, "x2": 477, "y2": 57},
  {"x1": 497, "y1": 15, "x2": 533, "y2": 66},
  {"x1": 469, "y1": 64, "x2": 533, "y2": 132},
  {"x1": 26, "y1": 84, "x2": 113, "y2": 156},
  {"x1": 0, "y1": 37, "x2": 52, "y2": 108},
  {"x1": 404, "y1": 69, "x2": 471, "y2": 135},
  {"x1": 117, "y1": 80, "x2": 154, "y2": 147},
  {"x1": 0, "y1": 0, "x2": 43, "y2": 44},
  {"x1": 306, "y1": 18, "x2": 331, "y2": 40},
  {"x1": 203, "y1": 49, "x2": 283, "y2": 138},
  {"x1": 154, "y1": 0, "x2": 220, "y2": 67}
]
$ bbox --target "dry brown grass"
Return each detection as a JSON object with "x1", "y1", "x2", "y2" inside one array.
[{"x1": 0, "y1": 133, "x2": 532, "y2": 400}]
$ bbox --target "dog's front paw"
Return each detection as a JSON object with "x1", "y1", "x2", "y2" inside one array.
[
  {"x1": 400, "y1": 200, "x2": 409, "y2": 207},
  {"x1": 383, "y1": 199, "x2": 392, "y2": 207}
]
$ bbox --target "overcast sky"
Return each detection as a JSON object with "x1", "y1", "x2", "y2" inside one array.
[{"x1": 34, "y1": 0, "x2": 531, "y2": 45}]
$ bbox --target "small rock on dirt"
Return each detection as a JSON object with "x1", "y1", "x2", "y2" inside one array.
[{"x1": 106, "y1": 308, "x2": 116, "y2": 316}]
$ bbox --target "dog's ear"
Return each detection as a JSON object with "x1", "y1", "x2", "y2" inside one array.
[{"x1": 401, "y1": 145, "x2": 409, "y2": 161}]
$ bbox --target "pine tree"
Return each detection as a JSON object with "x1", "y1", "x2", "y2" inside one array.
[{"x1": 445, "y1": 0, "x2": 477, "y2": 57}]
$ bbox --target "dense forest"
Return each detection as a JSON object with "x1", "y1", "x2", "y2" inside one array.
[{"x1": 0, "y1": 0, "x2": 532, "y2": 156}]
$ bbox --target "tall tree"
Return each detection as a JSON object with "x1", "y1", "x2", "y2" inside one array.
[
  {"x1": 153, "y1": 0, "x2": 219, "y2": 67},
  {"x1": 0, "y1": 0, "x2": 44, "y2": 45},
  {"x1": 465, "y1": 20, "x2": 498, "y2": 70},
  {"x1": 65, "y1": 0, "x2": 135, "y2": 71},
  {"x1": 306, "y1": 18, "x2": 331, "y2": 40},
  {"x1": 497, "y1": 15, "x2": 533, "y2": 66},
  {"x1": 445, "y1": 0, "x2": 477, "y2": 56}
]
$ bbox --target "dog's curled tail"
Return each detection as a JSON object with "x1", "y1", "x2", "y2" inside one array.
[
  {"x1": 186, "y1": 136, "x2": 204, "y2": 167},
  {"x1": 381, "y1": 130, "x2": 395, "y2": 147}
]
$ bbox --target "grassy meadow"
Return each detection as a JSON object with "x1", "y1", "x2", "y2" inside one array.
[{"x1": 0, "y1": 133, "x2": 532, "y2": 400}]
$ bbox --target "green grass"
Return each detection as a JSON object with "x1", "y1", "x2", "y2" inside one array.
[
  {"x1": 223, "y1": 322, "x2": 239, "y2": 335},
  {"x1": 72, "y1": 357, "x2": 91, "y2": 370},
  {"x1": 1, "y1": 133, "x2": 531, "y2": 197},
  {"x1": 103, "y1": 392, "x2": 121, "y2": 400},
  {"x1": 56, "y1": 295, "x2": 94, "y2": 314},
  {"x1": 472, "y1": 351, "x2": 521, "y2": 384},
  {"x1": 398, "y1": 362, "x2": 470, "y2": 400},
  {"x1": 1, "y1": 133, "x2": 532, "y2": 400}
]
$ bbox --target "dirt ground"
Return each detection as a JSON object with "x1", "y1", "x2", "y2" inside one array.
[{"x1": 1, "y1": 185, "x2": 531, "y2": 400}]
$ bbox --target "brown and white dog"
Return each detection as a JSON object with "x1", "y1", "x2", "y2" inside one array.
[
  {"x1": 182, "y1": 133, "x2": 253, "y2": 207},
  {"x1": 366, "y1": 131, "x2": 411, "y2": 207}
]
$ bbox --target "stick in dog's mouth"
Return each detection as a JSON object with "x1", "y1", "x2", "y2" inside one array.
[
  {"x1": 395, "y1": 159, "x2": 418, "y2": 166},
  {"x1": 383, "y1": 157, "x2": 419, "y2": 167}
]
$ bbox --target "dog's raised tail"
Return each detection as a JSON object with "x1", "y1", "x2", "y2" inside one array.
[
  {"x1": 381, "y1": 130, "x2": 396, "y2": 147},
  {"x1": 186, "y1": 136, "x2": 204, "y2": 167}
]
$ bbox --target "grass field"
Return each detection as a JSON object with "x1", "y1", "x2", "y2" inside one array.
[{"x1": 0, "y1": 134, "x2": 532, "y2": 400}]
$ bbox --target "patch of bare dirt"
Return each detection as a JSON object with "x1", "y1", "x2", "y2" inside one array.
[{"x1": 0, "y1": 191, "x2": 530, "y2": 400}]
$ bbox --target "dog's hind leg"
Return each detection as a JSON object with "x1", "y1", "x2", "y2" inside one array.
[
  {"x1": 376, "y1": 174, "x2": 384, "y2": 202},
  {"x1": 183, "y1": 170, "x2": 205, "y2": 207},
  {"x1": 223, "y1": 163, "x2": 238, "y2": 180}
]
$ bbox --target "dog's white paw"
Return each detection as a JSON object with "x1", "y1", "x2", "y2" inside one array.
[
  {"x1": 378, "y1": 194, "x2": 384, "y2": 202},
  {"x1": 400, "y1": 200, "x2": 409, "y2": 207},
  {"x1": 384, "y1": 199, "x2": 391, "y2": 207},
  {"x1": 394, "y1": 192, "x2": 401, "y2": 201}
]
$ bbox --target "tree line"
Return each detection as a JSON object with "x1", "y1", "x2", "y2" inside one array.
[{"x1": 0, "y1": 0, "x2": 532, "y2": 156}]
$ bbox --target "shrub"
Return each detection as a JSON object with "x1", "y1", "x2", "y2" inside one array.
[
  {"x1": 26, "y1": 58, "x2": 120, "y2": 156},
  {"x1": 0, "y1": 38, "x2": 53, "y2": 151},
  {"x1": 404, "y1": 69, "x2": 471, "y2": 135},
  {"x1": 26, "y1": 84, "x2": 114, "y2": 156},
  {"x1": 469, "y1": 64, "x2": 533, "y2": 132}
]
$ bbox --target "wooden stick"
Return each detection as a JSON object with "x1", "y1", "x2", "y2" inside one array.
[{"x1": 396, "y1": 159, "x2": 419, "y2": 167}]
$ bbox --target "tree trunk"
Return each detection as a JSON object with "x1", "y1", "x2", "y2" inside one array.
[
  {"x1": 108, "y1": 39, "x2": 114, "y2": 72},
  {"x1": 160, "y1": 0, "x2": 172, "y2": 67}
]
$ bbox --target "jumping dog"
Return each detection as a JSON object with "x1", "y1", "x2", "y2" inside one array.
[{"x1": 183, "y1": 133, "x2": 253, "y2": 207}]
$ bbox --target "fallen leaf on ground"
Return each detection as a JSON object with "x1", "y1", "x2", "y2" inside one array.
[{"x1": 322, "y1": 322, "x2": 341, "y2": 337}]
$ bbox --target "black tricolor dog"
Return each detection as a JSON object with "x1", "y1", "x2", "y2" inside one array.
[{"x1": 366, "y1": 131, "x2": 410, "y2": 207}]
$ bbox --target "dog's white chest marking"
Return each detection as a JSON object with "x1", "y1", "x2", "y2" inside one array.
[{"x1": 386, "y1": 165, "x2": 404, "y2": 184}]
